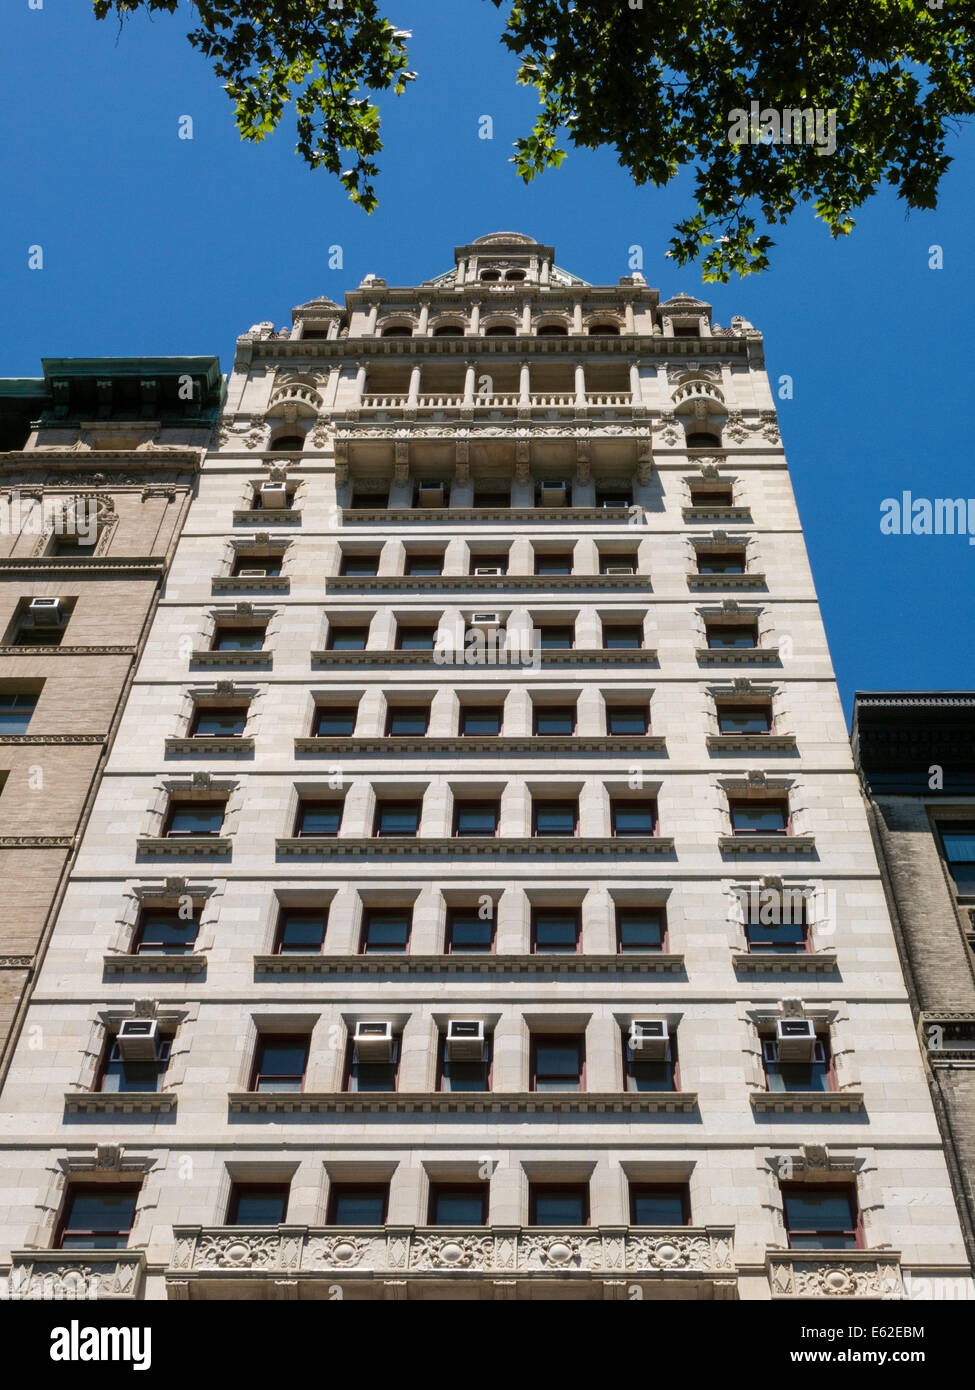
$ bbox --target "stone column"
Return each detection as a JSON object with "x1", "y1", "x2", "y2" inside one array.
[
  {"x1": 407, "y1": 365, "x2": 421, "y2": 408},
  {"x1": 574, "y1": 361, "x2": 587, "y2": 407}
]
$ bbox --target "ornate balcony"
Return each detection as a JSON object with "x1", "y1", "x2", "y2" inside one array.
[
  {"x1": 767, "y1": 1250, "x2": 903, "y2": 1300},
  {"x1": 267, "y1": 379, "x2": 323, "y2": 416},
  {"x1": 166, "y1": 1225, "x2": 737, "y2": 1299},
  {"x1": 672, "y1": 380, "x2": 725, "y2": 409},
  {"x1": 9, "y1": 1249, "x2": 146, "y2": 1301}
]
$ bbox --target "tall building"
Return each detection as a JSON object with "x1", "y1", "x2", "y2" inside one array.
[
  {"x1": 0, "y1": 234, "x2": 970, "y2": 1303},
  {"x1": 853, "y1": 691, "x2": 975, "y2": 1268},
  {"x1": 0, "y1": 358, "x2": 221, "y2": 1075}
]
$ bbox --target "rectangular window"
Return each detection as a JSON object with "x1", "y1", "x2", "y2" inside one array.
[
  {"x1": 361, "y1": 909, "x2": 411, "y2": 954},
  {"x1": 599, "y1": 554, "x2": 637, "y2": 575},
  {"x1": 99, "y1": 1036, "x2": 171, "y2": 1093},
  {"x1": 745, "y1": 914, "x2": 808, "y2": 954},
  {"x1": 0, "y1": 691, "x2": 38, "y2": 734},
  {"x1": 386, "y1": 707, "x2": 430, "y2": 736},
  {"x1": 212, "y1": 626, "x2": 265, "y2": 652},
  {"x1": 611, "y1": 800, "x2": 657, "y2": 837},
  {"x1": 529, "y1": 1184, "x2": 589, "y2": 1226},
  {"x1": 689, "y1": 481, "x2": 733, "y2": 507},
  {"x1": 607, "y1": 706, "x2": 649, "y2": 736},
  {"x1": 296, "y1": 801, "x2": 343, "y2": 837},
  {"x1": 602, "y1": 623, "x2": 643, "y2": 649},
  {"x1": 405, "y1": 553, "x2": 444, "y2": 576},
  {"x1": 532, "y1": 909, "x2": 580, "y2": 955},
  {"x1": 314, "y1": 706, "x2": 358, "y2": 736},
  {"x1": 57, "y1": 1186, "x2": 140, "y2": 1250},
  {"x1": 232, "y1": 554, "x2": 282, "y2": 577},
  {"x1": 374, "y1": 801, "x2": 422, "y2": 837},
  {"x1": 629, "y1": 1185, "x2": 690, "y2": 1226},
  {"x1": 706, "y1": 623, "x2": 758, "y2": 649},
  {"x1": 624, "y1": 1031, "x2": 677, "y2": 1092},
  {"x1": 531, "y1": 1036, "x2": 584, "y2": 1092},
  {"x1": 446, "y1": 908, "x2": 495, "y2": 954},
  {"x1": 533, "y1": 706, "x2": 577, "y2": 736},
  {"x1": 459, "y1": 706, "x2": 503, "y2": 737},
  {"x1": 534, "y1": 553, "x2": 574, "y2": 576},
  {"x1": 340, "y1": 553, "x2": 380, "y2": 576},
  {"x1": 328, "y1": 1185, "x2": 389, "y2": 1225},
  {"x1": 532, "y1": 799, "x2": 578, "y2": 837},
  {"x1": 940, "y1": 824, "x2": 975, "y2": 895},
  {"x1": 470, "y1": 553, "x2": 509, "y2": 575},
  {"x1": 717, "y1": 704, "x2": 772, "y2": 734},
  {"x1": 616, "y1": 907, "x2": 666, "y2": 953},
  {"x1": 15, "y1": 623, "x2": 63, "y2": 647},
  {"x1": 596, "y1": 488, "x2": 631, "y2": 509},
  {"x1": 275, "y1": 908, "x2": 328, "y2": 954},
  {"x1": 429, "y1": 1185, "x2": 489, "y2": 1225},
  {"x1": 164, "y1": 801, "x2": 225, "y2": 837},
  {"x1": 346, "y1": 1038, "x2": 400, "y2": 1092},
  {"x1": 783, "y1": 1186, "x2": 860, "y2": 1251},
  {"x1": 396, "y1": 624, "x2": 438, "y2": 651},
  {"x1": 473, "y1": 490, "x2": 511, "y2": 509},
  {"x1": 133, "y1": 908, "x2": 199, "y2": 956},
  {"x1": 763, "y1": 1036, "x2": 833, "y2": 1092},
  {"x1": 327, "y1": 626, "x2": 370, "y2": 651},
  {"x1": 439, "y1": 1034, "x2": 491, "y2": 1093},
  {"x1": 730, "y1": 800, "x2": 789, "y2": 835},
  {"x1": 251, "y1": 1035, "x2": 309, "y2": 1092},
  {"x1": 227, "y1": 1184, "x2": 290, "y2": 1226},
  {"x1": 453, "y1": 800, "x2": 500, "y2": 837},
  {"x1": 537, "y1": 624, "x2": 575, "y2": 650},
  {"x1": 697, "y1": 552, "x2": 746, "y2": 574},
  {"x1": 189, "y1": 706, "x2": 248, "y2": 738}
]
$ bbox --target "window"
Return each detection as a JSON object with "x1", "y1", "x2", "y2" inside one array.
[
  {"x1": 429, "y1": 1185, "x2": 488, "y2": 1224},
  {"x1": 537, "y1": 324, "x2": 569, "y2": 337},
  {"x1": 589, "y1": 322, "x2": 620, "y2": 336},
  {"x1": 533, "y1": 706, "x2": 576, "y2": 736},
  {"x1": 296, "y1": 801, "x2": 343, "y2": 837},
  {"x1": 698, "y1": 551, "x2": 746, "y2": 575},
  {"x1": 232, "y1": 554, "x2": 282, "y2": 577},
  {"x1": 763, "y1": 1034, "x2": 833, "y2": 1092},
  {"x1": 611, "y1": 800, "x2": 657, "y2": 837},
  {"x1": 133, "y1": 907, "x2": 199, "y2": 956},
  {"x1": 729, "y1": 799, "x2": 789, "y2": 835},
  {"x1": 212, "y1": 626, "x2": 265, "y2": 652},
  {"x1": 706, "y1": 623, "x2": 758, "y2": 649},
  {"x1": 717, "y1": 704, "x2": 772, "y2": 735},
  {"x1": 470, "y1": 552, "x2": 509, "y2": 575},
  {"x1": 630, "y1": 1185, "x2": 690, "y2": 1226},
  {"x1": 602, "y1": 622, "x2": 643, "y2": 649},
  {"x1": 347, "y1": 1036, "x2": 399, "y2": 1092},
  {"x1": 782, "y1": 1186, "x2": 860, "y2": 1250},
  {"x1": 350, "y1": 491, "x2": 386, "y2": 510},
  {"x1": 227, "y1": 1184, "x2": 290, "y2": 1225},
  {"x1": 381, "y1": 324, "x2": 412, "y2": 338},
  {"x1": 14, "y1": 620, "x2": 64, "y2": 646},
  {"x1": 275, "y1": 908, "x2": 328, "y2": 954},
  {"x1": 314, "y1": 706, "x2": 358, "y2": 737},
  {"x1": 250, "y1": 486, "x2": 293, "y2": 512},
  {"x1": 596, "y1": 487, "x2": 632, "y2": 509},
  {"x1": 374, "y1": 801, "x2": 422, "y2": 837},
  {"x1": 433, "y1": 324, "x2": 464, "y2": 337},
  {"x1": 386, "y1": 707, "x2": 430, "y2": 736},
  {"x1": 674, "y1": 325, "x2": 700, "y2": 339},
  {"x1": 327, "y1": 625, "x2": 370, "y2": 651},
  {"x1": 599, "y1": 554, "x2": 637, "y2": 575},
  {"x1": 537, "y1": 623, "x2": 575, "y2": 650},
  {"x1": 624, "y1": 1028, "x2": 677, "y2": 1092},
  {"x1": 268, "y1": 435, "x2": 304, "y2": 453},
  {"x1": 439, "y1": 1033, "x2": 491, "y2": 1093},
  {"x1": 361, "y1": 908, "x2": 411, "y2": 954},
  {"x1": 607, "y1": 706, "x2": 649, "y2": 736},
  {"x1": 529, "y1": 1185, "x2": 589, "y2": 1226},
  {"x1": 98, "y1": 1035, "x2": 171, "y2": 1093},
  {"x1": 745, "y1": 913, "x2": 808, "y2": 954},
  {"x1": 446, "y1": 907, "x2": 495, "y2": 954},
  {"x1": 485, "y1": 325, "x2": 516, "y2": 336},
  {"x1": 57, "y1": 1186, "x2": 140, "y2": 1250},
  {"x1": 164, "y1": 801, "x2": 225, "y2": 837},
  {"x1": 328, "y1": 1185, "x2": 389, "y2": 1225},
  {"x1": 617, "y1": 907, "x2": 666, "y2": 953},
  {"x1": 459, "y1": 706, "x2": 503, "y2": 737},
  {"x1": 453, "y1": 800, "x2": 500, "y2": 836},
  {"x1": 689, "y1": 480, "x2": 733, "y2": 506},
  {"x1": 479, "y1": 270, "x2": 501, "y2": 282},
  {"x1": 531, "y1": 1036, "x2": 584, "y2": 1092},
  {"x1": 505, "y1": 270, "x2": 526, "y2": 282},
  {"x1": 940, "y1": 824, "x2": 975, "y2": 894},
  {"x1": 396, "y1": 624, "x2": 438, "y2": 651},
  {"x1": 685, "y1": 430, "x2": 719, "y2": 446},
  {"x1": 189, "y1": 706, "x2": 248, "y2": 738},
  {"x1": 251, "y1": 1035, "x2": 309, "y2": 1092},
  {"x1": 340, "y1": 553, "x2": 380, "y2": 576},
  {"x1": 534, "y1": 552, "x2": 574, "y2": 576},
  {"x1": 0, "y1": 690, "x2": 38, "y2": 734},
  {"x1": 532, "y1": 908, "x2": 580, "y2": 955},
  {"x1": 472, "y1": 490, "x2": 511, "y2": 509},
  {"x1": 405, "y1": 552, "x2": 444, "y2": 576},
  {"x1": 532, "y1": 799, "x2": 578, "y2": 837},
  {"x1": 51, "y1": 535, "x2": 98, "y2": 557}
]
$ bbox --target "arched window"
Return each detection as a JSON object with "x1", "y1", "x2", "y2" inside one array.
[
  {"x1": 479, "y1": 271, "x2": 501, "y2": 283},
  {"x1": 381, "y1": 324, "x2": 412, "y2": 338},
  {"x1": 433, "y1": 324, "x2": 465, "y2": 337},
  {"x1": 589, "y1": 322, "x2": 620, "y2": 336},
  {"x1": 505, "y1": 270, "x2": 526, "y2": 282},
  {"x1": 485, "y1": 325, "x2": 516, "y2": 337},
  {"x1": 685, "y1": 431, "x2": 720, "y2": 449},
  {"x1": 537, "y1": 324, "x2": 569, "y2": 337},
  {"x1": 269, "y1": 435, "x2": 305, "y2": 453}
]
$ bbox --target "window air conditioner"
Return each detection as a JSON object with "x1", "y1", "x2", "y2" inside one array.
[
  {"x1": 116, "y1": 1018, "x2": 161, "y2": 1061},
  {"x1": 260, "y1": 482, "x2": 289, "y2": 508},
  {"x1": 775, "y1": 1018, "x2": 818, "y2": 1061},
  {"x1": 446, "y1": 1020, "x2": 485, "y2": 1061},
  {"x1": 470, "y1": 612, "x2": 501, "y2": 629},
  {"x1": 28, "y1": 597, "x2": 65, "y2": 626},
  {"x1": 353, "y1": 1021, "x2": 394, "y2": 1062},
  {"x1": 474, "y1": 567, "x2": 503, "y2": 577},
  {"x1": 604, "y1": 565, "x2": 636, "y2": 575},
  {"x1": 539, "y1": 483, "x2": 569, "y2": 506},
  {"x1": 417, "y1": 481, "x2": 446, "y2": 506},
  {"x1": 237, "y1": 568, "x2": 268, "y2": 579},
  {"x1": 630, "y1": 1019, "x2": 669, "y2": 1060}
]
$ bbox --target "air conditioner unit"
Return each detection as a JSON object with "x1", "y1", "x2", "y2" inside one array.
[
  {"x1": 260, "y1": 482, "x2": 289, "y2": 508},
  {"x1": 474, "y1": 567, "x2": 503, "y2": 577},
  {"x1": 470, "y1": 612, "x2": 501, "y2": 629},
  {"x1": 353, "y1": 1021, "x2": 394, "y2": 1062},
  {"x1": 116, "y1": 1018, "x2": 160, "y2": 1061},
  {"x1": 764, "y1": 1037, "x2": 826, "y2": 1065},
  {"x1": 604, "y1": 564, "x2": 635, "y2": 575},
  {"x1": 28, "y1": 597, "x2": 65, "y2": 626},
  {"x1": 446, "y1": 1019, "x2": 485, "y2": 1061},
  {"x1": 417, "y1": 481, "x2": 446, "y2": 506},
  {"x1": 539, "y1": 483, "x2": 569, "y2": 506},
  {"x1": 237, "y1": 568, "x2": 268, "y2": 579},
  {"x1": 775, "y1": 1018, "x2": 818, "y2": 1061},
  {"x1": 630, "y1": 1019, "x2": 669, "y2": 1059}
]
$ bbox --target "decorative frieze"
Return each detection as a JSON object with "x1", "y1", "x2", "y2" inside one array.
[{"x1": 767, "y1": 1251, "x2": 903, "y2": 1300}]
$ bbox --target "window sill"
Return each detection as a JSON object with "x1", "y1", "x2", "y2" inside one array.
[
  {"x1": 682, "y1": 506, "x2": 752, "y2": 522},
  {"x1": 341, "y1": 506, "x2": 631, "y2": 524},
  {"x1": 750, "y1": 1090, "x2": 863, "y2": 1114},
  {"x1": 719, "y1": 835, "x2": 816, "y2": 855},
  {"x1": 275, "y1": 836, "x2": 676, "y2": 859},
  {"x1": 232, "y1": 509, "x2": 301, "y2": 525},
  {"x1": 697, "y1": 648, "x2": 780, "y2": 665},
  {"x1": 228, "y1": 1090, "x2": 698, "y2": 1116},
  {"x1": 325, "y1": 574, "x2": 650, "y2": 593},
  {"x1": 190, "y1": 649, "x2": 272, "y2": 669},
  {"x1": 9, "y1": 1249, "x2": 146, "y2": 1301},
  {"x1": 733, "y1": 951, "x2": 836, "y2": 975},
  {"x1": 311, "y1": 648, "x2": 659, "y2": 668},
  {"x1": 165, "y1": 737, "x2": 255, "y2": 754},
  {"x1": 103, "y1": 953, "x2": 206, "y2": 976},
  {"x1": 688, "y1": 573, "x2": 766, "y2": 590},
  {"x1": 64, "y1": 1091, "x2": 177, "y2": 1115},
  {"x1": 254, "y1": 952, "x2": 685, "y2": 977},
  {"x1": 212, "y1": 577, "x2": 289, "y2": 593},
  {"x1": 295, "y1": 735, "x2": 666, "y2": 756},
  {"x1": 767, "y1": 1250, "x2": 903, "y2": 1299},
  {"x1": 137, "y1": 837, "x2": 232, "y2": 858},
  {"x1": 707, "y1": 733, "x2": 797, "y2": 752}
]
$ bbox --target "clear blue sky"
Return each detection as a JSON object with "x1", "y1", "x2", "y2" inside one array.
[{"x1": 2, "y1": 2, "x2": 972, "y2": 716}]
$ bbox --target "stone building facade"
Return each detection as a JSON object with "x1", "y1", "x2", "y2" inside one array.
[
  {"x1": 0, "y1": 234, "x2": 969, "y2": 1301},
  {"x1": 853, "y1": 691, "x2": 975, "y2": 1269},
  {"x1": 0, "y1": 358, "x2": 222, "y2": 1077}
]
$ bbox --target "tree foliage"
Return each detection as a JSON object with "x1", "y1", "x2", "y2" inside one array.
[{"x1": 94, "y1": 0, "x2": 975, "y2": 279}]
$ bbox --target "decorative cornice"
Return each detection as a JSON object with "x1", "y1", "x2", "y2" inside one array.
[
  {"x1": 228, "y1": 1090, "x2": 697, "y2": 1116},
  {"x1": 232, "y1": 509, "x2": 301, "y2": 526},
  {"x1": 211, "y1": 577, "x2": 290, "y2": 593},
  {"x1": 688, "y1": 574, "x2": 766, "y2": 591},
  {"x1": 341, "y1": 506, "x2": 630, "y2": 524},
  {"x1": 310, "y1": 649, "x2": 658, "y2": 669},
  {"x1": 0, "y1": 734, "x2": 105, "y2": 746},
  {"x1": 103, "y1": 953, "x2": 207, "y2": 976},
  {"x1": 706, "y1": 734, "x2": 797, "y2": 753},
  {"x1": 0, "y1": 836, "x2": 73, "y2": 849},
  {"x1": 767, "y1": 1251, "x2": 903, "y2": 1300},
  {"x1": 697, "y1": 648, "x2": 780, "y2": 666},
  {"x1": 294, "y1": 736, "x2": 666, "y2": 756},
  {"x1": 165, "y1": 737, "x2": 255, "y2": 755},
  {"x1": 732, "y1": 952, "x2": 837, "y2": 975},
  {"x1": 0, "y1": 558, "x2": 164, "y2": 575},
  {"x1": 8, "y1": 1251, "x2": 146, "y2": 1302},
  {"x1": 683, "y1": 506, "x2": 752, "y2": 522},
  {"x1": 750, "y1": 1091, "x2": 863, "y2": 1114},
  {"x1": 0, "y1": 955, "x2": 33, "y2": 970},
  {"x1": 0, "y1": 645, "x2": 136, "y2": 656},
  {"x1": 254, "y1": 952, "x2": 685, "y2": 977},
  {"x1": 136, "y1": 837, "x2": 232, "y2": 858},
  {"x1": 324, "y1": 574, "x2": 650, "y2": 594},
  {"x1": 189, "y1": 650, "x2": 272, "y2": 669},
  {"x1": 718, "y1": 835, "x2": 816, "y2": 855},
  {"x1": 64, "y1": 1091, "x2": 177, "y2": 1115},
  {"x1": 275, "y1": 836, "x2": 676, "y2": 859}
]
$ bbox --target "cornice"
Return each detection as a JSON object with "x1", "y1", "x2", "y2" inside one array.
[
  {"x1": 718, "y1": 835, "x2": 817, "y2": 855},
  {"x1": 246, "y1": 334, "x2": 748, "y2": 363},
  {"x1": 254, "y1": 952, "x2": 685, "y2": 976},
  {"x1": 732, "y1": 951, "x2": 837, "y2": 975},
  {"x1": 697, "y1": 648, "x2": 781, "y2": 666},
  {"x1": 0, "y1": 836, "x2": 73, "y2": 849},
  {"x1": 275, "y1": 836, "x2": 677, "y2": 859},
  {"x1": 0, "y1": 557, "x2": 164, "y2": 575},
  {"x1": 706, "y1": 734, "x2": 797, "y2": 753},
  {"x1": 750, "y1": 1091, "x2": 864, "y2": 1114},
  {"x1": 165, "y1": 737, "x2": 255, "y2": 755},
  {"x1": 136, "y1": 837, "x2": 232, "y2": 858},
  {"x1": 294, "y1": 736, "x2": 666, "y2": 756},
  {"x1": 103, "y1": 953, "x2": 207, "y2": 976},
  {"x1": 0, "y1": 645, "x2": 137, "y2": 656},
  {"x1": 228, "y1": 1090, "x2": 697, "y2": 1116},
  {"x1": 310, "y1": 649, "x2": 658, "y2": 668},
  {"x1": 64, "y1": 1091, "x2": 177, "y2": 1115},
  {"x1": 0, "y1": 734, "x2": 105, "y2": 746},
  {"x1": 340, "y1": 506, "x2": 630, "y2": 524},
  {"x1": 688, "y1": 574, "x2": 767, "y2": 591},
  {"x1": 325, "y1": 574, "x2": 651, "y2": 594}
]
